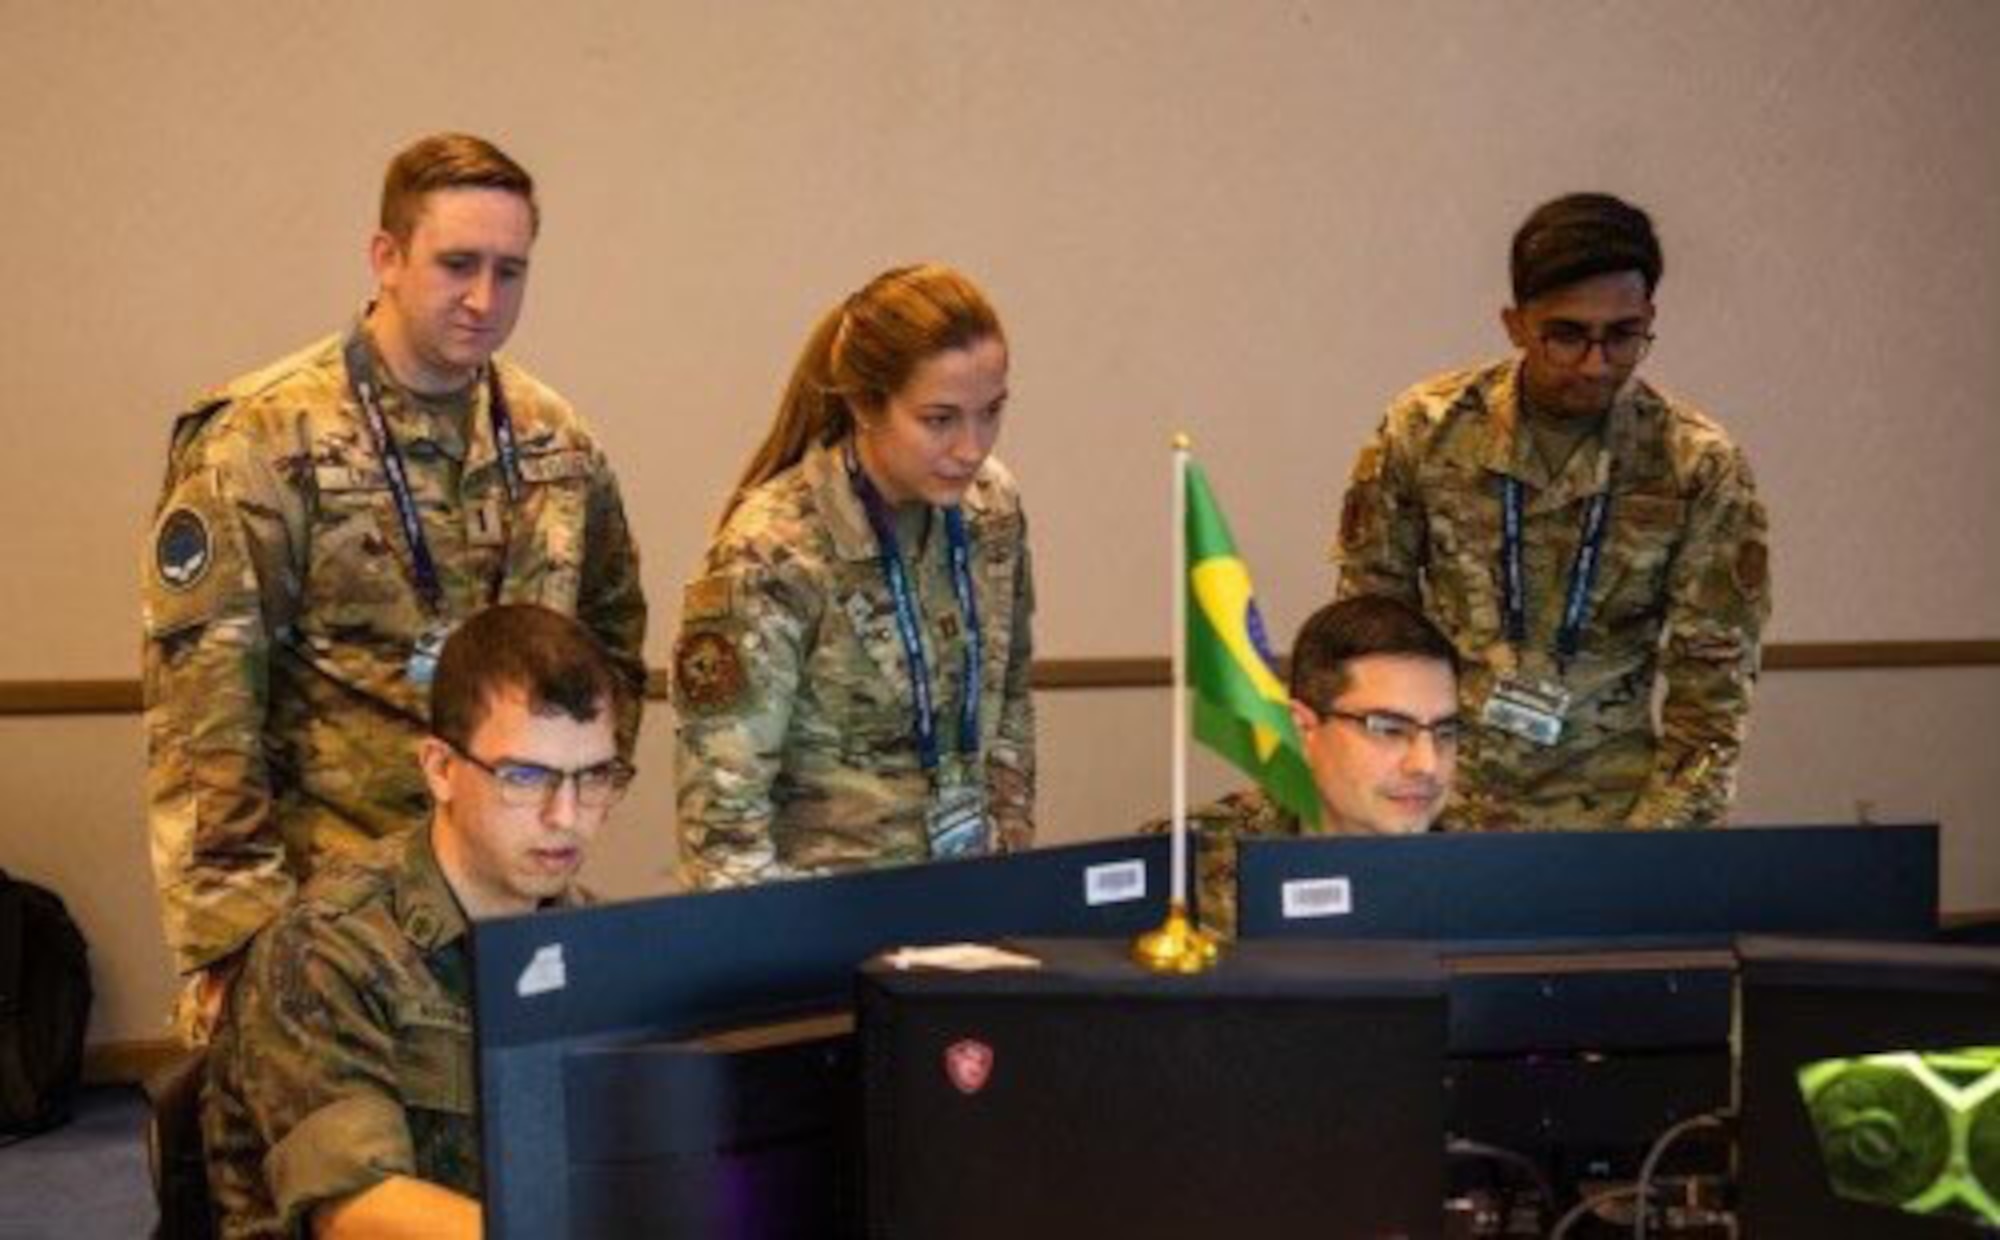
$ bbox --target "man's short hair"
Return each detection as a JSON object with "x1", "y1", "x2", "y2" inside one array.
[
  {"x1": 380, "y1": 133, "x2": 539, "y2": 244},
  {"x1": 429, "y1": 605, "x2": 622, "y2": 750},
  {"x1": 1289, "y1": 596, "x2": 1459, "y2": 714},
  {"x1": 1510, "y1": 193, "x2": 1662, "y2": 304}
]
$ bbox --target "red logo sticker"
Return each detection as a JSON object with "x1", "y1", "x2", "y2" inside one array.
[{"x1": 944, "y1": 1038, "x2": 994, "y2": 1095}]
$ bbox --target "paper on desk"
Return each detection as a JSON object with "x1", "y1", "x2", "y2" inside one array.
[{"x1": 883, "y1": 943, "x2": 1044, "y2": 972}]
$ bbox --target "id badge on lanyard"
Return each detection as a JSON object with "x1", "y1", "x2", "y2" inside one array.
[
  {"x1": 843, "y1": 444, "x2": 991, "y2": 857},
  {"x1": 926, "y1": 762, "x2": 991, "y2": 859},
  {"x1": 342, "y1": 323, "x2": 519, "y2": 685},
  {"x1": 1479, "y1": 473, "x2": 1611, "y2": 747}
]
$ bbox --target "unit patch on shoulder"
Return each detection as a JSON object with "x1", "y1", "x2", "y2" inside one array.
[
  {"x1": 674, "y1": 630, "x2": 747, "y2": 712},
  {"x1": 155, "y1": 508, "x2": 213, "y2": 591}
]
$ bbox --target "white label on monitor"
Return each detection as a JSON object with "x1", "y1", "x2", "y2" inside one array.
[
  {"x1": 1281, "y1": 877, "x2": 1353, "y2": 920},
  {"x1": 1084, "y1": 859, "x2": 1147, "y2": 906},
  {"x1": 516, "y1": 943, "x2": 568, "y2": 997}
]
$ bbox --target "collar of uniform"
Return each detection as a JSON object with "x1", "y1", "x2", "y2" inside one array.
[
  {"x1": 391, "y1": 824, "x2": 473, "y2": 955},
  {"x1": 1484, "y1": 360, "x2": 1643, "y2": 499},
  {"x1": 354, "y1": 315, "x2": 479, "y2": 464},
  {"x1": 804, "y1": 437, "x2": 900, "y2": 563}
]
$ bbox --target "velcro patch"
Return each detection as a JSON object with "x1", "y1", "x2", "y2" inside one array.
[
  {"x1": 517, "y1": 449, "x2": 593, "y2": 484},
  {"x1": 1736, "y1": 541, "x2": 1769, "y2": 598},
  {"x1": 674, "y1": 630, "x2": 747, "y2": 712},
  {"x1": 682, "y1": 575, "x2": 735, "y2": 622},
  {"x1": 1339, "y1": 486, "x2": 1377, "y2": 550},
  {"x1": 155, "y1": 508, "x2": 213, "y2": 591}
]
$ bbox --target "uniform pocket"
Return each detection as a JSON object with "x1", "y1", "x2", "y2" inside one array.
[
  {"x1": 1597, "y1": 492, "x2": 1686, "y2": 625},
  {"x1": 507, "y1": 476, "x2": 590, "y2": 613},
  {"x1": 305, "y1": 467, "x2": 409, "y2": 623},
  {"x1": 396, "y1": 1010, "x2": 474, "y2": 1116}
]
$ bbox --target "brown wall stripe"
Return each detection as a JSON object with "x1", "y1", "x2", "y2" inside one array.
[{"x1": 7, "y1": 641, "x2": 2000, "y2": 717}]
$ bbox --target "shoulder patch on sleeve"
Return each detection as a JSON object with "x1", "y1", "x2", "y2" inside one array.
[
  {"x1": 154, "y1": 507, "x2": 213, "y2": 591},
  {"x1": 673, "y1": 629, "x2": 747, "y2": 713}
]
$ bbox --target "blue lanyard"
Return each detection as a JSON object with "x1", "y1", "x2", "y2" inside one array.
[
  {"x1": 843, "y1": 444, "x2": 983, "y2": 773},
  {"x1": 342, "y1": 325, "x2": 519, "y2": 616},
  {"x1": 1499, "y1": 473, "x2": 1613, "y2": 670}
]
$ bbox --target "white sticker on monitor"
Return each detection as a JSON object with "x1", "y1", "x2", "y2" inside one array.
[
  {"x1": 1084, "y1": 859, "x2": 1147, "y2": 906},
  {"x1": 516, "y1": 943, "x2": 568, "y2": 998},
  {"x1": 1281, "y1": 877, "x2": 1353, "y2": 920}
]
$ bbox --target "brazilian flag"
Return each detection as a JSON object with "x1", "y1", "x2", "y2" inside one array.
[{"x1": 1185, "y1": 461, "x2": 1321, "y2": 828}]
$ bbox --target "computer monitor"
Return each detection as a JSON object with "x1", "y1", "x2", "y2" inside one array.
[
  {"x1": 1235, "y1": 823, "x2": 1939, "y2": 948},
  {"x1": 1234, "y1": 824, "x2": 1940, "y2": 1221},
  {"x1": 1738, "y1": 935, "x2": 2000, "y2": 1236},
  {"x1": 471, "y1": 836, "x2": 1170, "y2": 1239}
]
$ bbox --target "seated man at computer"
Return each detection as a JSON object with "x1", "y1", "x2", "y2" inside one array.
[
  {"x1": 1147, "y1": 595, "x2": 1461, "y2": 937},
  {"x1": 203, "y1": 605, "x2": 634, "y2": 1239}
]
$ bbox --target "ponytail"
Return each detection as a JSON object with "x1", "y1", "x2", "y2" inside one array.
[{"x1": 719, "y1": 305, "x2": 855, "y2": 527}]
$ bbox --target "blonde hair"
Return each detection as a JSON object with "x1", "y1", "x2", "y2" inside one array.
[{"x1": 720, "y1": 263, "x2": 1004, "y2": 525}]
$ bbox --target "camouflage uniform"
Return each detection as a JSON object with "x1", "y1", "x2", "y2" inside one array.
[
  {"x1": 674, "y1": 440, "x2": 1036, "y2": 888},
  {"x1": 1335, "y1": 360, "x2": 1771, "y2": 829},
  {"x1": 203, "y1": 825, "x2": 582, "y2": 1238},
  {"x1": 1141, "y1": 789, "x2": 1299, "y2": 940},
  {"x1": 143, "y1": 327, "x2": 646, "y2": 976}
]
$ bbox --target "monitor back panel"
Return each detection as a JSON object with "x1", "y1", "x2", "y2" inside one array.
[{"x1": 473, "y1": 836, "x2": 1170, "y2": 1239}]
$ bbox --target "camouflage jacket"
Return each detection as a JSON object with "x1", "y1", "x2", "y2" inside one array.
[
  {"x1": 1334, "y1": 360, "x2": 1771, "y2": 830},
  {"x1": 203, "y1": 826, "x2": 584, "y2": 1238},
  {"x1": 674, "y1": 439, "x2": 1037, "y2": 888},
  {"x1": 1141, "y1": 788, "x2": 1300, "y2": 940},
  {"x1": 143, "y1": 327, "x2": 646, "y2": 974}
]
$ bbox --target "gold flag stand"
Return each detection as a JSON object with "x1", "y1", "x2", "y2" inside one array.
[
  {"x1": 1132, "y1": 899, "x2": 1220, "y2": 973},
  {"x1": 1133, "y1": 433, "x2": 1223, "y2": 974}
]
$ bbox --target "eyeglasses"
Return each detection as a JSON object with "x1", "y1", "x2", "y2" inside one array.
[
  {"x1": 1318, "y1": 709, "x2": 1464, "y2": 751},
  {"x1": 1537, "y1": 324, "x2": 1654, "y2": 368},
  {"x1": 452, "y1": 747, "x2": 636, "y2": 810}
]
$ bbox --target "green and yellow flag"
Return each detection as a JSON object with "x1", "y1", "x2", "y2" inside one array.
[{"x1": 1185, "y1": 460, "x2": 1321, "y2": 828}]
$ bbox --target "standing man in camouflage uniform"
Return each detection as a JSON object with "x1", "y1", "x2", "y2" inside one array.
[
  {"x1": 142, "y1": 133, "x2": 647, "y2": 1043},
  {"x1": 675, "y1": 264, "x2": 1035, "y2": 888},
  {"x1": 1334, "y1": 193, "x2": 1770, "y2": 830},
  {"x1": 204, "y1": 605, "x2": 631, "y2": 1239},
  {"x1": 1145, "y1": 595, "x2": 1461, "y2": 937}
]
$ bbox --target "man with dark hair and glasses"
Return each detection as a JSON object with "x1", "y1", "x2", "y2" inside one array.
[
  {"x1": 1145, "y1": 595, "x2": 1461, "y2": 937},
  {"x1": 203, "y1": 605, "x2": 631, "y2": 1239},
  {"x1": 1334, "y1": 192, "x2": 1771, "y2": 831}
]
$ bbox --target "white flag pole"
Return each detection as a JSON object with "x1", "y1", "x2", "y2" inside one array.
[
  {"x1": 1133, "y1": 433, "x2": 1217, "y2": 972},
  {"x1": 1171, "y1": 435, "x2": 1190, "y2": 910}
]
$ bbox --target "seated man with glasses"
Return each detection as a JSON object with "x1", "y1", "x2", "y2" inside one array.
[
  {"x1": 1145, "y1": 595, "x2": 1461, "y2": 937},
  {"x1": 203, "y1": 604, "x2": 633, "y2": 1239},
  {"x1": 1334, "y1": 192, "x2": 1770, "y2": 831}
]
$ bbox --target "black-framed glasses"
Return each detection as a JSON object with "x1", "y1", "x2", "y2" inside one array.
[
  {"x1": 452, "y1": 747, "x2": 636, "y2": 810},
  {"x1": 1318, "y1": 709, "x2": 1464, "y2": 751},
  {"x1": 1538, "y1": 324, "x2": 1654, "y2": 368}
]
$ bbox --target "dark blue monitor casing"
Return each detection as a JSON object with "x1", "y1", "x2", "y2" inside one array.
[{"x1": 471, "y1": 836, "x2": 1170, "y2": 1239}]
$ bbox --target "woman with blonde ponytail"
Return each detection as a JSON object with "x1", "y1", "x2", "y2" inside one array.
[{"x1": 673, "y1": 263, "x2": 1037, "y2": 888}]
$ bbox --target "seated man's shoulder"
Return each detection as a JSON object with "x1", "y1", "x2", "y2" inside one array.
[
  {"x1": 1142, "y1": 788, "x2": 1297, "y2": 841},
  {"x1": 246, "y1": 841, "x2": 413, "y2": 975}
]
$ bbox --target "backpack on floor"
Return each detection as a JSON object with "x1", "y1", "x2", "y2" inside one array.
[{"x1": 0, "y1": 868, "x2": 92, "y2": 1140}]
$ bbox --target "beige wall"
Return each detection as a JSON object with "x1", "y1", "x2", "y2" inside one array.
[{"x1": 0, "y1": 3, "x2": 1996, "y2": 1047}]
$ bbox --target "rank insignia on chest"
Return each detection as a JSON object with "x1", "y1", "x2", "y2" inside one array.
[
  {"x1": 155, "y1": 508, "x2": 212, "y2": 591},
  {"x1": 674, "y1": 630, "x2": 747, "y2": 712}
]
